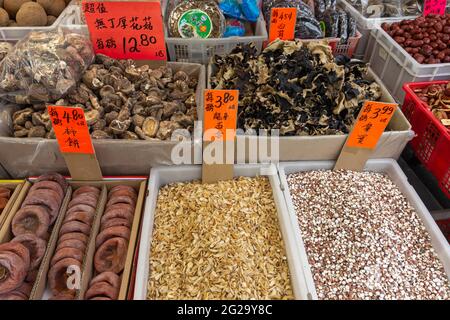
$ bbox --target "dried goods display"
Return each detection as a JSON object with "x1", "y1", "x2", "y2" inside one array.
[
  {"x1": 413, "y1": 82, "x2": 450, "y2": 128},
  {"x1": 0, "y1": 30, "x2": 94, "y2": 105},
  {"x1": 0, "y1": 42, "x2": 12, "y2": 62},
  {"x1": 381, "y1": 14, "x2": 450, "y2": 64},
  {"x1": 287, "y1": 170, "x2": 450, "y2": 300},
  {"x1": 84, "y1": 185, "x2": 137, "y2": 300},
  {"x1": 11, "y1": 54, "x2": 198, "y2": 140},
  {"x1": 0, "y1": 173, "x2": 67, "y2": 300},
  {"x1": 0, "y1": 0, "x2": 70, "y2": 27},
  {"x1": 0, "y1": 187, "x2": 11, "y2": 215},
  {"x1": 47, "y1": 185, "x2": 100, "y2": 300},
  {"x1": 148, "y1": 177, "x2": 293, "y2": 300},
  {"x1": 211, "y1": 40, "x2": 382, "y2": 135},
  {"x1": 347, "y1": 0, "x2": 421, "y2": 17}
]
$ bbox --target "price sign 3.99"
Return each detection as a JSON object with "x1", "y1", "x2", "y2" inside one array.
[{"x1": 82, "y1": 1, "x2": 167, "y2": 60}]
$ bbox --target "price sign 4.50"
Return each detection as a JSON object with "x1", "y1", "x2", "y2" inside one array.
[{"x1": 83, "y1": 1, "x2": 167, "y2": 60}]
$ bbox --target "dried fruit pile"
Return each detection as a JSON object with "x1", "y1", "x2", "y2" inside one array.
[
  {"x1": 287, "y1": 170, "x2": 450, "y2": 300},
  {"x1": 0, "y1": 186, "x2": 11, "y2": 215},
  {"x1": 413, "y1": 82, "x2": 450, "y2": 129},
  {"x1": 211, "y1": 40, "x2": 382, "y2": 136},
  {"x1": 148, "y1": 177, "x2": 293, "y2": 300}
]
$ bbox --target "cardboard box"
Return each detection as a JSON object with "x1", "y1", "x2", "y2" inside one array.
[
  {"x1": 0, "y1": 180, "x2": 25, "y2": 229},
  {"x1": 207, "y1": 65, "x2": 414, "y2": 162},
  {"x1": 0, "y1": 62, "x2": 205, "y2": 178}
]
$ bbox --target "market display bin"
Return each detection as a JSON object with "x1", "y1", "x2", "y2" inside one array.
[
  {"x1": 292, "y1": 32, "x2": 362, "y2": 58},
  {"x1": 402, "y1": 81, "x2": 450, "y2": 198},
  {"x1": 366, "y1": 26, "x2": 450, "y2": 102},
  {"x1": 278, "y1": 159, "x2": 450, "y2": 300},
  {"x1": 0, "y1": 62, "x2": 205, "y2": 178},
  {"x1": 134, "y1": 164, "x2": 309, "y2": 300},
  {"x1": 0, "y1": 180, "x2": 24, "y2": 230},
  {"x1": 338, "y1": 0, "x2": 418, "y2": 60},
  {"x1": 207, "y1": 65, "x2": 413, "y2": 162}
]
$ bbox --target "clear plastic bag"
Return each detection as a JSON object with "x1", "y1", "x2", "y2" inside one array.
[{"x1": 0, "y1": 30, "x2": 94, "y2": 105}]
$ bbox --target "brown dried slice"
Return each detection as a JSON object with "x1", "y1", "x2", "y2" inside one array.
[
  {"x1": 89, "y1": 272, "x2": 121, "y2": 289},
  {"x1": 109, "y1": 185, "x2": 135, "y2": 195},
  {"x1": 0, "y1": 198, "x2": 8, "y2": 210},
  {"x1": 57, "y1": 232, "x2": 88, "y2": 245},
  {"x1": 29, "y1": 181, "x2": 64, "y2": 200},
  {"x1": 68, "y1": 194, "x2": 98, "y2": 210},
  {"x1": 26, "y1": 269, "x2": 38, "y2": 283},
  {"x1": 106, "y1": 195, "x2": 135, "y2": 208},
  {"x1": 95, "y1": 226, "x2": 130, "y2": 249},
  {"x1": 66, "y1": 204, "x2": 96, "y2": 216},
  {"x1": 101, "y1": 208, "x2": 134, "y2": 226},
  {"x1": 0, "y1": 242, "x2": 31, "y2": 272},
  {"x1": 11, "y1": 234, "x2": 47, "y2": 270},
  {"x1": 85, "y1": 282, "x2": 119, "y2": 300},
  {"x1": 12, "y1": 205, "x2": 50, "y2": 239},
  {"x1": 0, "y1": 291, "x2": 28, "y2": 300},
  {"x1": 64, "y1": 211, "x2": 95, "y2": 225},
  {"x1": 50, "y1": 248, "x2": 84, "y2": 267},
  {"x1": 73, "y1": 186, "x2": 100, "y2": 198},
  {"x1": 48, "y1": 258, "x2": 81, "y2": 295},
  {"x1": 101, "y1": 218, "x2": 132, "y2": 230},
  {"x1": 49, "y1": 291, "x2": 76, "y2": 300},
  {"x1": 56, "y1": 239, "x2": 86, "y2": 253},
  {"x1": 94, "y1": 237, "x2": 128, "y2": 273},
  {"x1": 0, "y1": 187, "x2": 11, "y2": 199},
  {"x1": 0, "y1": 251, "x2": 28, "y2": 294},
  {"x1": 15, "y1": 282, "x2": 32, "y2": 298},
  {"x1": 22, "y1": 190, "x2": 61, "y2": 224},
  {"x1": 35, "y1": 173, "x2": 68, "y2": 193},
  {"x1": 104, "y1": 203, "x2": 134, "y2": 215},
  {"x1": 108, "y1": 188, "x2": 137, "y2": 201},
  {"x1": 59, "y1": 221, "x2": 91, "y2": 236}
]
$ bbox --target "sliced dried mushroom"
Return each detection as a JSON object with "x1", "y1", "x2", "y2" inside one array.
[{"x1": 142, "y1": 117, "x2": 159, "y2": 138}]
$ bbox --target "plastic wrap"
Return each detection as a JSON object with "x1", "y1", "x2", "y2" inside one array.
[
  {"x1": 315, "y1": 0, "x2": 327, "y2": 21},
  {"x1": 338, "y1": 10, "x2": 348, "y2": 44},
  {"x1": 323, "y1": 8, "x2": 339, "y2": 38},
  {"x1": 0, "y1": 30, "x2": 94, "y2": 105},
  {"x1": 347, "y1": 12, "x2": 357, "y2": 38},
  {"x1": 224, "y1": 19, "x2": 246, "y2": 37},
  {"x1": 218, "y1": 0, "x2": 260, "y2": 21}
]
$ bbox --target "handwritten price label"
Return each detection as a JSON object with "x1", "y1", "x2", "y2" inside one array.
[
  {"x1": 48, "y1": 106, "x2": 94, "y2": 154},
  {"x1": 204, "y1": 90, "x2": 238, "y2": 141},
  {"x1": 269, "y1": 8, "x2": 297, "y2": 43},
  {"x1": 82, "y1": 1, "x2": 167, "y2": 60},
  {"x1": 423, "y1": 0, "x2": 446, "y2": 16},
  {"x1": 346, "y1": 101, "x2": 398, "y2": 149}
]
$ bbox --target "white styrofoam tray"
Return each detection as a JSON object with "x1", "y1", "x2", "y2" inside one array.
[
  {"x1": 278, "y1": 159, "x2": 450, "y2": 300},
  {"x1": 134, "y1": 163, "x2": 309, "y2": 300}
]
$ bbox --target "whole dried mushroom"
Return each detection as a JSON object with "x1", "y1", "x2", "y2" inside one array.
[
  {"x1": 0, "y1": 31, "x2": 94, "y2": 104},
  {"x1": 211, "y1": 40, "x2": 382, "y2": 136},
  {"x1": 413, "y1": 83, "x2": 450, "y2": 129}
]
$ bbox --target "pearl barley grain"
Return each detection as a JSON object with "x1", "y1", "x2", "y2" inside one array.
[{"x1": 287, "y1": 170, "x2": 450, "y2": 300}]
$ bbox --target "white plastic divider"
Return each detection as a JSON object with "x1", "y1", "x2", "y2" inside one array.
[
  {"x1": 278, "y1": 159, "x2": 450, "y2": 299},
  {"x1": 134, "y1": 163, "x2": 309, "y2": 300}
]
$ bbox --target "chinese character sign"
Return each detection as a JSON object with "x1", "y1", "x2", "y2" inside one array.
[
  {"x1": 48, "y1": 106, "x2": 95, "y2": 154},
  {"x1": 423, "y1": 0, "x2": 446, "y2": 16},
  {"x1": 83, "y1": 1, "x2": 167, "y2": 60},
  {"x1": 204, "y1": 90, "x2": 238, "y2": 141},
  {"x1": 346, "y1": 101, "x2": 398, "y2": 149},
  {"x1": 269, "y1": 8, "x2": 297, "y2": 43}
]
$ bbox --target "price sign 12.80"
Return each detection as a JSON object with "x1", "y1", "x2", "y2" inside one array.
[{"x1": 83, "y1": 1, "x2": 167, "y2": 60}]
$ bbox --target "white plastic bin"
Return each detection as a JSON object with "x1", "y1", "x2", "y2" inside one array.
[
  {"x1": 278, "y1": 159, "x2": 450, "y2": 300},
  {"x1": 366, "y1": 25, "x2": 450, "y2": 103},
  {"x1": 134, "y1": 163, "x2": 309, "y2": 300}
]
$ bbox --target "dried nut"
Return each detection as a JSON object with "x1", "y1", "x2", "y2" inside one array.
[{"x1": 142, "y1": 117, "x2": 159, "y2": 138}]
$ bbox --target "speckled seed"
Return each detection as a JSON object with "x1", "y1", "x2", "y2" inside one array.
[
  {"x1": 147, "y1": 176, "x2": 293, "y2": 300},
  {"x1": 287, "y1": 170, "x2": 450, "y2": 300}
]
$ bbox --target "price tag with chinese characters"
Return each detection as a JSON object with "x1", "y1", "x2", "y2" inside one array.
[
  {"x1": 82, "y1": 1, "x2": 167, "y2": 60},
  {"x1": 203, "y1": 90, "x2": 239, "y2": 141},
  {"x1": 269, "y1": 8, "x2": 297, "y2": 43},
  {"x1": 423, "y1": 0, "x2": 446, "y2": 16}
]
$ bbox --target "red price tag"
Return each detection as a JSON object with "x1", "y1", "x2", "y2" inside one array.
[
  {"x1": 423, "y1": 0, "x2": 446, "y2": 16},
  {"x1": 204, "y1": 90, "x2": 238, "y2": 141},
  {"x1": 82, "y1": 1, "x2": 167, "y2": 60},
  {"x1": 269, "y1": 8, "x2": 297, "y2": 43},
  {"x1": 48, "y1": 106, "x2": 94, "y2": 154},
  {"x1": 346, "y1": 101, "x2": 398, "y2": 149}
]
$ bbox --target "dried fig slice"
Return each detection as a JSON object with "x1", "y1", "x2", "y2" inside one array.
[
  {"x1": 85, "y1": 282, "x2": 119, "y2": 300},
  {"x1": 51, "y1": 247, "x2": 84, "y2": 267},
  {"x1": 29, "y1": 181, "x2": 64, "y2": 200},
  {"x1": 68, "y1": 194, "x2": 98, "y2": 210},
  {"x1": 0, "y1": 242, "x2": 31, "y2": 271},
  {"x1": 57, "y1": 232, "x2": 88, "y2": 245},
  {"x1": 94, "y1": 237, "x2": 128, "y2": 274},
  {"x1": 95, "y1": 226, "x2": 131, "y2": 249},
  {"x1": 22, "y1": 190, "x2": 61, "y2": 224},
  {"x1": 64, "y1": 211, "x2": 95, "y2": 225},
  {"x1": 106, "y1": 195, "x2": 135, "y2": 208},
  {"x1": 35, "y1": 173, "x2": 68, "y2": 193},
  {"x1": 66, "y1": 204, "x2": 95, "y2": 216},
  {"x1": 48, "y1": 258, "x2": 81, "y2": 295},
  {"x1": 101, "y1": 208, "x2": 134, "y2": 225},
  {"x1": 11, "y1": 234, "x2": 47, "y2": 270},
  {"x1": 59, "y1": 221, "x2": 91, "y2": 236},
  {"x1": 89, "y1": 271, "x2": 121, "y2": 289},
  {"x1": 12, "y1": 205, "x2": 50, "y2": 239},
  {"x1": 73, "y1": 186, "x2": 100, "y2": 198},
  {"x1": 109, "y1": 185, "x2": 136, "y2": 196},
  {"x1": 56, "y1": 239, "x2": 86, "y2": 253},
  {"x1": 0, "y1": 251, "x2": 28, "y2": 294},
  {"x1": 101, "y1": 218, "x2": 132, "y2": 230},
  {"x1": 108, "y1": 189, "x2": 137, "y2": 202}
]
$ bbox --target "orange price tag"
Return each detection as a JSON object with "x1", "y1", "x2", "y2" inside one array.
[
  {"x1": 204, "y1": 90, "x2": 238, "y2": 141},
  {"x1": 346, "y1": 101, "x2": 398, "y2": 149},
  {"x1": 48, "y1": 106, "x2": 95, "y2": 154},
  {"x1": 269, "y1": 8, "x2": 297, "y2": 43},
  {"x1": 82, "y1": 1, "x2": 167, "y2": 60}
]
